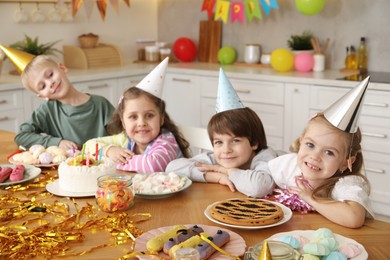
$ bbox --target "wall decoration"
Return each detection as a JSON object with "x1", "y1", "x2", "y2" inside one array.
[{"x1": 68, "y1": 0, "x2": 130, "y2": 20}]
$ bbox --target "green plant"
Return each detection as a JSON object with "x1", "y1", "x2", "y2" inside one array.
[
  {"x1": 287, "y1": 31, "x2": 313, "y2": 51},
  {"x1": 10, "y1": 34, "x2": 62, "y2": 56}
]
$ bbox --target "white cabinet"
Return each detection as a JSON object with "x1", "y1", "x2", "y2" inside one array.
[
  {"x1": 308, "y1": 85, "x2": 390, "y2": 218},
  {"x1": 117, "y1": 75, "x2": 145, "y2": 101},
  {"x1": 199, "y1": 76, "x2": 285, "y2": 150},
  {"x1": 162, "y1": 73, "x2": 201, "y2": 127},
  {"x1": 74, "y1": 78, "x2": 117, "y2": 105},
  {"x1": 0, "y1": 89, "x2": 24, "y2": 132}
]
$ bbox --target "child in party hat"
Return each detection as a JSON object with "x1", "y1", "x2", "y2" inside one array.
[
  {"x1": 166, "y1": 68, "x2": 279, "y2": 198},
  {"x1": 267, "y1": 76, "x2": 374, "y2": 228},
  {"x1": 85, "y1": 58, "x2": 191, "y2": 173},
  {"x1": 0, "y1": 45, "x2": 114, "y2": 150}
]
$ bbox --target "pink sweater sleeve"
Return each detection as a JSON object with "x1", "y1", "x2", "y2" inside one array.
[{"x1": 116, "y1": 134, "x2": 179, "y2": 173}]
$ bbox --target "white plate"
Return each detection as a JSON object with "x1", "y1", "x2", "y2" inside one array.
[
  {"x1": 46, "y1": 179, "x2": 95, "y2": 197},
  {"x1": 9, "y1": 158, "x2": 60, "y2": 168},
  {"x1": 0, "y1": 164, "x2": 41, "y2": 187},
  {"x1": 268, "y1": 230, "x2": 368, "y2": 260},
  {"x1": 204, "y1": 199, "x2": 293, "y2": 230},
  {"x1": 134, "y1": 224, "x2": 246, "y2": 259},
  {"x1": 134, "y1": 176, "x2": 192, "y2": 199}
]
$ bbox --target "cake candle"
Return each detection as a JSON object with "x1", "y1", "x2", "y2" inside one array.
[
  {"x1": 98, "y1": 148, "x2": 103, "y2": 165},
  {"x1": 81, "y1": 144, "x2": 86, "y2": 160},
  {"x1": 73, "y1": 147, "x2": 76, "y2": 166},
  {"x1": 95, "y1": 143, "x2": 98, "y2": 160},
  {"x1": 86, "y1": 151, "x2": 90, "y2": 166}
]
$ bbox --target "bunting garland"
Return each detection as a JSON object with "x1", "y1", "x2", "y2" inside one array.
[
  {"x1": 202, "y1": 0, "x2": 279, "y2": 24},
  {"x1": 66, "y1": 0, "x2": 130, "y2": 21}
]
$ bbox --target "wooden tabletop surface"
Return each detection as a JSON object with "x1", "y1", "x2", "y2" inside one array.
[{"x1": 1, "y1": 130, "x2": 390, "y2": 259}]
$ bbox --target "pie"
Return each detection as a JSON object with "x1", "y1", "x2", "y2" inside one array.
[{"x1": 209, "y1": 198, "x2": 284, "y2": 226}]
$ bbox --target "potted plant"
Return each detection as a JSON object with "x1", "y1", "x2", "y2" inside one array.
[
  {"x1": 7, "y1": 34, "x2": 61, "y2": 74},
  {"x1": 287, "y1": 31, "x2": 314, "y2": 53}
]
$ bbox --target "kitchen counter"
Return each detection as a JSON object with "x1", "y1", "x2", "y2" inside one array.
[{"x1": 1, "y1": 62, "x2": 389, "y2": 91}]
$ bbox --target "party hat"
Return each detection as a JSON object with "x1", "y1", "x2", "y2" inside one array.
[
  {"x1": 323, "y1": 76, "x2": 370, "y2": 133},
  {"x1": 135, "y1": 57, "x2": 169, "y2": 99},
  {"x1": 215, "y1": 68, "x2": 244, "y2": 113},
  {"x1": 258, "y1": 240, "x2": 273, "y2": 260},
  {"x1": 0, "y1": 45, "x2": 35, "y2": 73}
]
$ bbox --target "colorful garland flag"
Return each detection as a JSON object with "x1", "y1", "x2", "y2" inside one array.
[
  {"x1": 110, "y1": 0, "x2": 120, "y2": 14},
  {"x1": 261, "y1": 0, "x2": 279, "y2": 15},
  {"x1": 215, "y1": 0, "x2": 230, "y2": 24},
  {"x1": 231, "y1": 2, "x2": 245, "y2": 24},
  {"x1": 96, "y1": 0, "x2": 107, "y2": 21},
  {"x1": 83, "y1": 0, "x2": 94, "y2": 19},
  {"x1": 72, "y1": 0, "x2": 84, "y2": 16},
  {"x1": 201, "y1": 0, "x2": 217, "y2": 19},
  {"x1": 245, "y1": 0, "x2": 262, "y2": 21}
]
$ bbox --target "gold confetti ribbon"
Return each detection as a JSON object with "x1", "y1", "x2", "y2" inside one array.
[{"x1": 200, "y1": 233, "x2": 240, "y2": 260}]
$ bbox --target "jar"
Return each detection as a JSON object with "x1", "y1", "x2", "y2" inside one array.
[
  {"x1": 160, "y1": 48, "x2": 171, "y2": 61},
  {"x1": 244, "y1": 43, "x2": 261, "y2": 64},
  {"x1": 145, "y1": 45, "x2": 160, "y2": 62},
  {"x1": 136, "y1": 39, "x2": 155, "y2": 61},
  {"x1": 96, "y1": 174, "x2": 134, "y2": 212},
  {"x1": 250, "y1": 241, "x2": 300, "y2": 260}
]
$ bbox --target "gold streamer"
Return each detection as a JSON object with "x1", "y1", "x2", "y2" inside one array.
[{"x1": 200, "y1": 233, "x2": 240, "y2": 260}]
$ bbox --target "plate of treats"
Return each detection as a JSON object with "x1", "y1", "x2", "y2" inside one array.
[
  {"x1": 131, "y1": 172, "x2": 192, "y2": 199},
  {"x1": 0, "y1": 164, "x2": 41, "y2": 187},
  {"x1": 204, "y1": 198, "x2": 292, "y2": 230},
  {"x1": 134, "y1": 224, "x2": 246, "y2": 259},
  {"x1": 9, "y1": 144, "x2": 73, "y2": 168},
  {"x1": 266, "y1": 229, "x2": 368, "y2": 260}
]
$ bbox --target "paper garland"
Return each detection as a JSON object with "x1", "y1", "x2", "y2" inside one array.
[
  {"x1": 202, "y1": 0, "x2": 279, "y2": 24},
  {"x1": 68, "y1": 0, "x2": 130, "y2": 21}
]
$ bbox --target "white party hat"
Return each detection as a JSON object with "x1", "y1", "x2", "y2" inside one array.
[
  {"x1": 136, "y1": 57, "x2": 169, "y2": 98},
  {"x1": 216, "y1": 68, "x2": 244, "y2": 113},
  {"x1": 323, "y1": 76, "x2": 370, "y2": 133}
]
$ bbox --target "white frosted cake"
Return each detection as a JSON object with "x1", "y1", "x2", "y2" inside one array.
[{"x1": 58, "y1": 156, "x2": 116, "y2": 193}]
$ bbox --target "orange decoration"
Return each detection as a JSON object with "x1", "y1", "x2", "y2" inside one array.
[{"x1": 96, "y1": 0, "x2": 107, "y2": 21}]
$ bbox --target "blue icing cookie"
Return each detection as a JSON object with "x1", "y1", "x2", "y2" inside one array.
[
  {"x1": 322, "y1": 251, "x2": 347, "y2": 260},
  {"x1": 278, "y1": 235, "x2": 301, "y2": 249}
]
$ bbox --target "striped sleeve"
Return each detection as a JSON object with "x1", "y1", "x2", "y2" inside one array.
[
  {"x1": 116, "y1": 134, "x2": 179, "y2": 173},
  {"x1": 84, "y1": 132, "x2": 128, "y2": 154}
]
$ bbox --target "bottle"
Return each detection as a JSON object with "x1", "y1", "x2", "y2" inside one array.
[
  {"x1": 345, "y1": 45, "x2": 357, "y2": 70},
  {"x1": 357, "y1": 37, "x2": 367, "y2": 73}
]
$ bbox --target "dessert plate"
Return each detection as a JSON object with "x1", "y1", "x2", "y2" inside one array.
[
  {"x1": 204, "y1": 199, "x2": 292, "y2": 230},
  {"x1": 134, "y1": 224, "x2": 246, "y2": 259},
  {"x1": 46, "y1": 179, "x2": 95, "y2": 197},
  {"x1": 133, "y1": 174, "x2": 192, "y2": 199},
  {"x1": 268, "y1": 230, "x2": 368, "y2": 260},
  {"x1": 0, "y1": 164, "x2": 41, "y2": 187}
]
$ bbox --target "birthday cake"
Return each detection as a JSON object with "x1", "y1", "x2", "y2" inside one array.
[{"x1": 58, "y1": 156, "x2": 116, "y2": 193}]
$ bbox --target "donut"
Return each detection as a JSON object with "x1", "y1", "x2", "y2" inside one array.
[{"x1": 195, "y1": 229, "x2": 230, "y2": 260}]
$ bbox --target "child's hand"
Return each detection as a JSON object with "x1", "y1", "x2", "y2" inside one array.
[
  {"x1": 106, "y1": 146, "x2": 133, "y2": 164},
  {"x1": 195, "y1": 162, "x2": 229, "y2": 175},
  {"x1": 59, "y1": 140, "x2": 79, "y2": 150},
  {"x1": 288, "y1": 177, "x2": 314, "y2": 202}
]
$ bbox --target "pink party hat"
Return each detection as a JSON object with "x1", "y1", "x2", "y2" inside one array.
[
  {"x1": 136, "y1": 57, "x2": 169, "y2": 98},
  {"x1": 216, "y1": 68, "x2": 244, "y2": 113},
  {"x1": 323, "y1": 76, "x2": 370, "y2": 133}
]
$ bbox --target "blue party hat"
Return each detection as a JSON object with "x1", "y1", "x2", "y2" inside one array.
[
  {"x1": 216, "y1": 68, "x2": 244, "y2": 113},
  {"x1": 323, "y1": 76, "x2": 370, "y2": 133}
]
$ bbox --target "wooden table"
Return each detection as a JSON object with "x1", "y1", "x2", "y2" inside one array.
[{"x1": 1, "y1": 130, "x2": 390, "y2": 259}]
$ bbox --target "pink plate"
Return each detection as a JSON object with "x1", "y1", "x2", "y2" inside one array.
[{"x1": 134, "y1": 224, "x2": 246, "y2": 259}]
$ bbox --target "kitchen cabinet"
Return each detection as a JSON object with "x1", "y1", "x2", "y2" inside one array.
[
  {"x1": 0, "y1": 89, "x2": 24, "y2": 133},
  {"x1": 117, "y1": 75, "x2": 145, "y2": 100},
  {"x1": 73, "y1": 78, "x2": 117, "y2": 105},
  {"x1": 162, "y1": 73, "x2": 201, "y2": 127}
]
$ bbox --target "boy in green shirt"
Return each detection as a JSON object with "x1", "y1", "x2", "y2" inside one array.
[{"x1": 2, "y1": 49, "x2": 115, "y2": 150}]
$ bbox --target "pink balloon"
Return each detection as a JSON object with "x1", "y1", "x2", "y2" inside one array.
[{"x1": 294, "y1": 52, "x2": 314, "y2": 72}]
